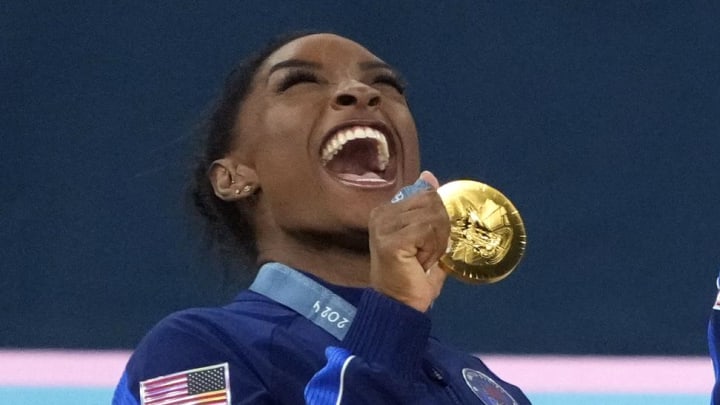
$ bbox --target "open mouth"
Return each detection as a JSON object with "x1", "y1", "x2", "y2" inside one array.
[{"x1": 320, "y1": 125, "x2": 396, "y2": 187}]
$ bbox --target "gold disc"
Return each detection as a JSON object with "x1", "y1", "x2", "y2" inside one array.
[{"x1": 436, "y1": 180, "x2": 527, "y2": 284}]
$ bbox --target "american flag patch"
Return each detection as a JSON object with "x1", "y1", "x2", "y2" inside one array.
[{"x1": 140, "y1": 363, "x2": 230, "y2": 405}]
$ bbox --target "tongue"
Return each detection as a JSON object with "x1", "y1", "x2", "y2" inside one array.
[{"x1": 336, "y1": 172, "x2": 386, "y2": 182}]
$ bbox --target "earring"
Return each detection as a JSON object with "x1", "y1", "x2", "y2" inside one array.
[{"x1": 234, "y1": 185, "x2": 252, "y2": 195}]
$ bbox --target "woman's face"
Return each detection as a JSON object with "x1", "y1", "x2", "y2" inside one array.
[{"x1": 234, "y1": 33, "x2": 420, "y2": 245}]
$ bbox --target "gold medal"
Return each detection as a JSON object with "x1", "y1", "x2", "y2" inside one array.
[{"x1": 436, "y1": 180, "x2": 527, "y2": 284}]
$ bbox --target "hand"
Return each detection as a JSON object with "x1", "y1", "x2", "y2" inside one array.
[{"x1": 368, "y1": 171, "x2": 451, "y2": 312}]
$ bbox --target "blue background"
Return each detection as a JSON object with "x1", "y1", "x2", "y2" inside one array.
[{"x1": 1, "y1": 1, "x2": 718, "y2": 355}]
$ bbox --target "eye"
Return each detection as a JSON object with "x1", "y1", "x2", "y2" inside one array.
[
  {"x1": 373, "y1": 73, "x2": 406, "y2": 94},
  {"x1": 276, "y1": 70, "x2": 320, "y2": 92}
]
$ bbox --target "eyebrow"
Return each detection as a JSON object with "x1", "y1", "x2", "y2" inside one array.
[
  {"x1": 267, "y1": 59, "x2": 401, "y2": 77},
  {"x1": 268, "y1": 59, "x2": 322, "y2": 76},
  {"x1": 358, "y1": 60, "x2": 396, "y2": 72}
]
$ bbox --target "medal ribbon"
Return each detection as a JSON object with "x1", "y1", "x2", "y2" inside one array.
[{"x1": 249, "y1": 263, "x2": 357, "y2": 340}]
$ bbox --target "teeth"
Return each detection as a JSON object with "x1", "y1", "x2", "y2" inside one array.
[{"x1": 321, "y1": 126, "x2": 390, "y2": 170}]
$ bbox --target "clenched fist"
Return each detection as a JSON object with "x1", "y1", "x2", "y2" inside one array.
[{"x1": 368, "y1": 171, "x2": 451, "y2": 312}]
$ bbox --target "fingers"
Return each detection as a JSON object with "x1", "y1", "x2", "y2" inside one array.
[
  {"x1": 370, "y1": 191, "x2": 450, "y2": 266},
  {"x1": 373, "y1": 221, "x2": 441, "y2": 268}
]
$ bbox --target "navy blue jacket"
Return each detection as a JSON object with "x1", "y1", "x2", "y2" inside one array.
[{"x1": 114, "y1": 264, "x2": 530, "y2": 404}]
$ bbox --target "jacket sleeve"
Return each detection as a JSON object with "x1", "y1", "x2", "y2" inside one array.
[
  {"x1": 304, "y1": 289, "x2": 431, "y2": 405},
  {"x1": 112, "y1": 311, "x2": 274, "y2": 405}
]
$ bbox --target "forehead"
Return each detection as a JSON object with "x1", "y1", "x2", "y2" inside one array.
[{"x1": 260, "y1": 34, "x2": 383, "y2": 74}]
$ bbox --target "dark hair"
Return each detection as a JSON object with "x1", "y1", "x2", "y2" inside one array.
[{"x1": 190, "y1": 31, "x2": 318, "y2": 275}]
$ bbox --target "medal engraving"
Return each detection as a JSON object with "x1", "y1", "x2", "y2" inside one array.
[{"x1": 437, "y1": 180, "x2": 526, "y2": 284}]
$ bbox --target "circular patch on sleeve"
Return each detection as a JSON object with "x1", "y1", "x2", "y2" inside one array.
[{"x1": 462, "y1": 368, "x2": 518, "y2": 405}]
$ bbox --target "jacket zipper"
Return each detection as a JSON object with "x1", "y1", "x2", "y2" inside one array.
[{"x1": 426, "y1": 364, "x2": 463, "y2": 404}]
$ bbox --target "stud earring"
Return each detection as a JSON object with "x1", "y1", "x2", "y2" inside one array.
[{"x1": 242, "y1": 185, "x2": 252, "y2": 193}]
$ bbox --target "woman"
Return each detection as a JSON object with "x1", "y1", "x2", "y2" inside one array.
[{"x1": 113, "y1": 32, "x2": 530, "y2": 405}]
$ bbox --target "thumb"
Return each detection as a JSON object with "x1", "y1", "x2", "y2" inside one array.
[{"x1": 419, "y1": 170, "x2": 440, "y2": 189}]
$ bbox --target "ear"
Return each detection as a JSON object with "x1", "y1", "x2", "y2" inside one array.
[{"x1": 208, "y1": 158, "x2": 259, "y2": 201}]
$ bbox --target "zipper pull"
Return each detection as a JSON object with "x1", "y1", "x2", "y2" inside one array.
[{"x1": 423, "y1": 362, "x2": 448, "y2": 386}]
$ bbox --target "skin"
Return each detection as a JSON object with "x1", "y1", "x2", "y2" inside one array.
[{"x1": 210, "y1": 34, "x2": 450, "y2": 312}]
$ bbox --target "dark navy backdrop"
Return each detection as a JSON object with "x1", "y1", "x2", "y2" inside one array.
[{"x1": 2, "y1": 1, "x2": 718, "y2": 355}]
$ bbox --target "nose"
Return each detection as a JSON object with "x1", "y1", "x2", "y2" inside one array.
[{"x1": 331, "y1": 80, "x2": 381, "y2": 110}]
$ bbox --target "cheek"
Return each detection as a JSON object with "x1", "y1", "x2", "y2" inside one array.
[
  {"x1": 257, "y1": 104, "x2": 316, "y2": 162},
  {"x1": 256, "y1": 157, "x2": 325, "y2": 229},
  {"x1": 264, "y1": 93, "x2": 326, "y2": 132},
  {"x1": 254, "y1": 113, "x2": 323, "y2": 222},
  {"x1": 255, "y1": 146, "x2": 316, "y2": 200},
  {"x1": 262, "y1": 107, "x2": 309, "y2": 143},
  {"x1": 395, "y1": 110, "x2": 421, "y2": 175},
  {"x1": 407, "y1": 150, "x2": 421, "y2": 177}
]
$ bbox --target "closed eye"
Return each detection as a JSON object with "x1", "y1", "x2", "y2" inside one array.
[
  {"x1": 373, "y1": 73, "x2": 406, "y2": 94},
  {"x1": 276, "y1": 69, "x2": 320, "y2": 92}
]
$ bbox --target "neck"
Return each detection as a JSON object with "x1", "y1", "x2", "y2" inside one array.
[{"x1": 256, "y1": 230, "x2": 372, "y2": 287}]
